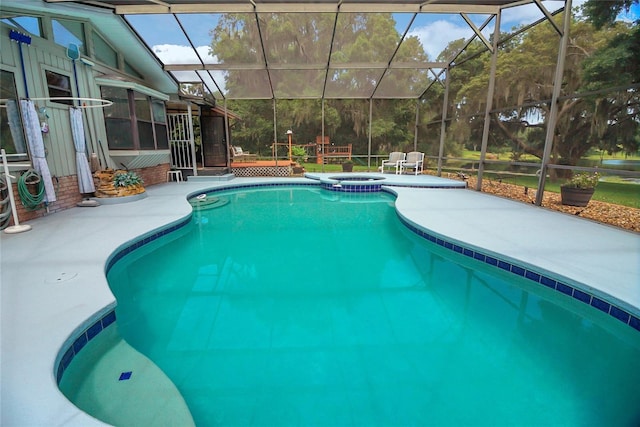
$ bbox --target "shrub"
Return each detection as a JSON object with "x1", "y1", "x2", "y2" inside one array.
[
  {"x1": 113, "y1": 171, "x2": 144, "y2": 187},
  {"x1": 563, "y1": 172, "x2": 599, "y2": 189}
]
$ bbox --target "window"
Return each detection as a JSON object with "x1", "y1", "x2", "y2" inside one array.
[
  {"x1": 45, "y1": 70, "x2": 73, "y2": 105},
  {"x1": 52, "y1": 19, "x2": 85, "y2": 55},
  {"x1": 102, "y1": 86, "x2": 134, "y2": 149},
  {"x1": 134, "y1": 91, "x2": 154, "y2": 150},
  {"x1": 0, "y1": 70, "x2": 28, "y2": 160},
  {"x1": 152, "y1": 100, "x2": 169, "y2": 149},
  {"x1": 92, "y1": 31, "x2": 118, "y2": 68},
  {"x1": 0, "y1": 15, "x2": 42, "y2": 37},
  {"x1": 124, "y1": 61, "x2": 144, "y2": 80},
  {"x1": 101, "y1": 86, "x2": 168, "y2": 151}
]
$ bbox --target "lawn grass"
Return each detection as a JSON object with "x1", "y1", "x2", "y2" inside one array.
[
  {"x1": 460, "y1": 149, "x2": 540, "y2": 162},
  {"x1": 443, "y1": 151, "x2": 639, "y2": 208},
  {"x1": 299, "y1": 161, "x2": 639, "y2": 209},
  {"x1": 583, "y1": 151, "x2": 640, "y2": 161},
  {"x1": 590, "y1": 181, "x2": 640, "y2": 208},
  {"x1": 479, "y1": 172, "x2": 640, "y2": 209},
  {"x1": 301, "y1": 163, "x2": 372, "y2": 173},
  {"x1": 460, "y1": 149, "x2": 640, "y2": 162}
]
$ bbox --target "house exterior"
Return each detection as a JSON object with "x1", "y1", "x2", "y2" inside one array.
[{"x1": 0, "y1": 0, "x2": 208, "y2": 224}]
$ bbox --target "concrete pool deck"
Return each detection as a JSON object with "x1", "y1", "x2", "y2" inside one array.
[{"x1": 1, "y1": 174, "x2": 639, "y2": 426}]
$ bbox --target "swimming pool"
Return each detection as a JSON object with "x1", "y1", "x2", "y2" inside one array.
[{"x1": 62, "y1": 185, "x2": 640, "y2": 425}]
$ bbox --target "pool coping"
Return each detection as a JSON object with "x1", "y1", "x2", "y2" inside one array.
[{"x1": 1, "y1": 175, "x2": 638, "y2": 426}]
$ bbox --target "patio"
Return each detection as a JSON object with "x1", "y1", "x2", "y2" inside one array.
[{"x1": 1, "y1": 175, "x2": 638, "y2": 425}]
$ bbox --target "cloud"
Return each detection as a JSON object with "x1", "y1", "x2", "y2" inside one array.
[
  {"x1": 409, "y1": 19, "x2": 475, "y2": 61},
  {"x1": 152, "y1": 1, "x2": 596, "y2": 92},
  {"x1": 409, "y1": 1, "x2": 589, "y2": 61},
  {"x1": 501, "y1": 0, "x2": 589, "y2": 28},
  {"x1": 501, "y1": 3, "x2": 556, "y2": 30},
  {"x1": 152, "y1": 44, "x2": 217, "y2": 64}
]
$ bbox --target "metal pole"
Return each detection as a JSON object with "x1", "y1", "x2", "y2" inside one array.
[
  {"x1": 287, "y1": 130, "x2": 293, "y2": 163},
  {"x1": 78, "y1": 59, "x2": 98, "y2": 158},
  {"x1": 2, "y1": 149, "x2": 32, "y2": 234},
  {"x1": 535, "y1": 0, "x2": 573, "y2": 206},
  {"x1": 476, "y1": 11, "x2": 501, "y2": 191},
  {"x1": 72, "y1": 61, "x2": 81, "y2": 108},
  {"x1": 188, "y1": 103, "x2": 197, "y2": 176},
  {"x1": 224, "y1": 99, "x2": 230, "y2": 173},
  {"x1": 273, "y1": 98, "x2": 278, "y2": 168},
  {"x1": 9, "y1": 31, "x2": 32, "y2": 99},
  {"x1": 321, "y1": 99, "x2": 325, "y2": 172},
  {"x1": 368, "y1": 99, "x2": 373, "y2": 171},
  {"x1": 413, "y1": 99, "x2": 420, "y2": 152},
  {"x1": 437, "y1": 68, "x2": 450, "y2": 176}
]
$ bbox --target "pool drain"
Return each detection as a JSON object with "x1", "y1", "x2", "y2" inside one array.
[{"x1": 45, "y1": 272, "x2": 78, "y2": 284}]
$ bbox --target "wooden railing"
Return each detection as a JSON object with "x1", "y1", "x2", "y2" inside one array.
[{"x1": 317, "y1": 143, "x2": 352, "y2": 164}]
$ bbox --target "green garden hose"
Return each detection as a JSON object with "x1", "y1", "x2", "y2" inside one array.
[{"x1": 18, "y1": 169, "x2": 44, "y2": 211}]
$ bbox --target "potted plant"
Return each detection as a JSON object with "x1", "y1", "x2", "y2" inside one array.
[
  {"x1": 95, "y1": 169, "x2": 145, "y2": 198},
  {"x1": 290, "y1": 146, "x2": 307, "y2": 174},
  {"x1": 560, "y1": 172, "x2": 599, "y2": 207},
  {"x1": 113, "y1": 170, "x2": 145, "y2": 196},
  {"x1": 342, "y1": 159, "x2": 354, "y2": 172}
]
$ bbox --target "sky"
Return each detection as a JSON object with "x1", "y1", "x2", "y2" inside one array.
[
  {"x1": 405, "y1": 0, "x2": 585, "y2": 60},
  {"x1": 126, "y1": 0, "x2": 638, "y2": 84}
]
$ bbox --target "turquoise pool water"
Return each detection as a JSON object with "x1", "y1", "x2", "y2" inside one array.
[{"x1": 106, "y1": 186, "x2": 640, "y2": 426}]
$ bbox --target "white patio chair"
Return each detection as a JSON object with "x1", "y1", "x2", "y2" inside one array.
[
  {"x1": 230, "y1": 146, "x2": 257, "y2": 162},
  {"x1": 400, "y1": 151, "x2": 425, "y2": 175},
  {"x1": 378, "y1": 151, "x2": 405, "y2": 174}
]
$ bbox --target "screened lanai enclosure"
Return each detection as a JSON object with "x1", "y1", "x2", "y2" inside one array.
[{"x1": 48, "y1": 0, "x2": 639, "y2": 204}]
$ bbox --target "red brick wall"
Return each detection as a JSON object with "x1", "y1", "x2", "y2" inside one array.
[
  {"x1": 134, "y1": 163, "x2": 171, "y2": 187},
  {"x1": 1, "y1": 163, "x2": 171, "y2": 227},
  {"x1": 7, "y1": 175, "x2": 83, "y2": 224}
]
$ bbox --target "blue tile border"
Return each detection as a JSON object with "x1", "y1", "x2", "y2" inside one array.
[
  {"x1": 63, "y1": 183, "x2": 324, "y2": 384},
  {"x1": 59, "y1": 183, "x2": 640, "y2": 386},
  {"x1": 397, "y1": 214, "x2": 640, "y2": 334},
  {"x1": 319, "y1": 182, "x2": 465, "y2": 192},
  {"x1": 107, "y1": 183, "x2": 326, "y2": 276},
  {"x1": 591, "y1": 297, "x2": 611, "y2": 314},
  {"x1": 105, "y1": 216, "x2": 192, "y2": 273},
  {"x1": 56, "y1": 308, "x2": 117, "y2": 385},
  {"x1": 189, "y1": 181, "x2": 319, "y2": 200},
  {"x1": 187, "y1": 181, "x2": 463, "y2": 198},
  {"x1": 321, "y1": 182, "x2": 383, "y2": 192}
]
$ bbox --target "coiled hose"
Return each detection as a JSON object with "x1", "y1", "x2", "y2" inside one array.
[
  {"x1": 18, "y1": 169, "x2": 44, "y2": 211},
  {"x1": 0, "y1": 176, "x2": 11, "y2": 230}
]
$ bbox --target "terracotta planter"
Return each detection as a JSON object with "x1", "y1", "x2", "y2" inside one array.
[{"x1": 560, "y1": 186, "x2": 595, "y2": 207}]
